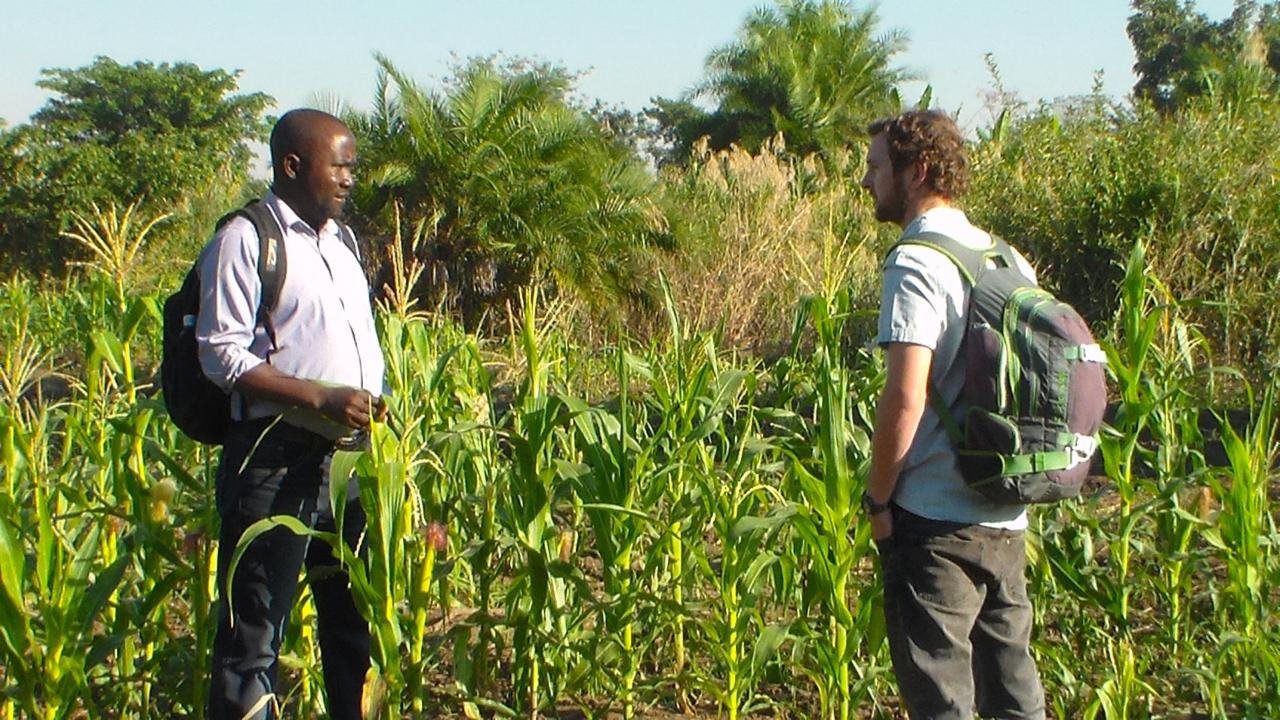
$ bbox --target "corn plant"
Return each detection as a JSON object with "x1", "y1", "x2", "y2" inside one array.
[
  {"x1": 777, "y1": 287, "x2": 881, "y2": 720},
  {"x1": 1094, "y1": 239, "x2": 1168, "y2": 629},
  {"x1": 1082, "y1": 639, "x2": 1156, "y2": 720},
  {"x1": 640, "y1": 283, "x2": 774, "y2": 704},
  {"x1": 491, "y1": 288, "x2": 592, "y2": 716},
  {"x1": 1204, "y1": 382, "x2": 1277, "y2": 639},
  {"x1": 0, "y1": 350, "x2": 132, "y2": 719},
  {"x1": 689, "y1": 423, "x2": 792, "y2": 720},
  {"x1": 561, "y1": 386, "x2": 652, "y2": 717},
  {"x1": 61, "y1": 200, "x2": 172, "y2": 312},
  {"x1": 377, "y1": 311, "x2": 485, "y2": 711}
]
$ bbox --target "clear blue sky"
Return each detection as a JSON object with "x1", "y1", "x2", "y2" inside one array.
[{"x1": 2, "y1": 0, "x2": 1238, "y2": 133}]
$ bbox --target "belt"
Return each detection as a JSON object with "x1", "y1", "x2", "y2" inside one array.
[{"x1": 232, "y1": 416, "x2": 339, "y2": 453}]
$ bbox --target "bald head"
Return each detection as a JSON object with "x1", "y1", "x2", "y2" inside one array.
[
  {"x1": 269, "y1": 109, "x2": 357, "y2": 231},
  {"x1": 270, "y1": 109, "x2": 351, "y2": 181}
]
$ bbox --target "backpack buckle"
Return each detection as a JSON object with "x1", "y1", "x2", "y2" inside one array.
[{"x1": 1067, "y1": 433, "x2": 1099, "y2": 468}]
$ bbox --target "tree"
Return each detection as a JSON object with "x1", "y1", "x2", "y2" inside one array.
[
  {"x1": 348, "y1": 56, "x2": 669, "y2": 322},
  {"x1": 0, "y1": 57, "x2": 271, "y2": 275},
  {"x1": 650, "y1": 0, "x2": 910, "y2": 161},
  {"x1": 1129, "y1": 0, "x2": 1280, "y2": 111}
]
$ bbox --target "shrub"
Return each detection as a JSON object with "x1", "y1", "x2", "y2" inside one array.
[{"x1": 968, "y1": 95, "x2": 1280, "y2": 377}]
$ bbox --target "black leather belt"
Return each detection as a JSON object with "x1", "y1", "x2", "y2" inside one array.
[{"x1": 233, "y1": 416, "x2": 339, "y2": 453}]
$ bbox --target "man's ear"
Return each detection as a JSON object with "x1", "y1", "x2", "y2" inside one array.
[
  {"x1": 281, "y1": 153, "x2": 302, "y2": 180},
  {"x1": 910, "y1": 161, "x2": 930, "y2": 189}
]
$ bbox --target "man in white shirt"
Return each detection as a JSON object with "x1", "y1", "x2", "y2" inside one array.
[
  {"x1": 860, "y1": 110, "x2": 1045, "y2": 719},
  {"x1": 199, "y1": 109, "x2": 384, "y2": 720}
]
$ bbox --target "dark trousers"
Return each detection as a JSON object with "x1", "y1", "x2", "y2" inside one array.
[
  {"x1": 879, "y1": 506, "x2": 1045, "y2": 720},
  {"x1": 207, "y1": 419, "x2": 370, "y2": 720}
]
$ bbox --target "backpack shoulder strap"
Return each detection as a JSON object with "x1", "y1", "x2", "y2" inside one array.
[
  {"x1": 337, "y1": 223, "x2": 359, "y2": 261},
  {"x1": 889, "y1": 231, "x2": 990, "y2": 286},
  {"x1": 888, "y1": 230, "x2": 1006, "y2": 446},
  {"x1": 238, "y1": 200, "x2": 287, "y2": 315},
  {"x1": 213, "y1": 199, "x2": 287, "y2": 313},
  {"x1": 336, "y1": 223, "x2": 369, "y2": 284},
  {"x1": 985, "y1": 234, "x2": 1032, "y2": 283},
  {"x1": 213, "y1": 200, "x2": 286, "y2": 354}
]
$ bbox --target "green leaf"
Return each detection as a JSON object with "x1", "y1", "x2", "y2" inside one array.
[
  {"x1": 142, "y1": 438, "x2": 199, "y2": 491},
  {"x1": 730, "y1": 504, "x2": 796, "y2": 541},
  {"x1": 329, "y1": 448, "x2": 362, "y2": 540},
  {"x1": 73, "y1": 555, "x2": 129, "y2": 642},
  {"x1": 0, "y1": 513, "x2": 31, "y2": 662},
  {"x1": 0, "y1": 512, "x2": 27, "y2": 612},
  {"x1": 740, "y1": 551, "x2": 781, "y2": 600},
  {"x1": 120, "y1": 295, "x2": 152, "y2": 343},
  {"x1": 750, "y1": 621, "x2": 793, "y2": 676},
  {"x1": 58, "y1": 521, "x2": 104, "y2": 609},
  {"x1": 226, "y1": 515, "x2": 337, "y2": 621},
  {"x1": 916, "y1": 84, "x2": 934, "y2": 110},
  {"x1": 579, "y1": 502, "x2": 654, "y2": 523},
  {"x1": 90, "y1": 329, "x2": 126, "y2": 374}
]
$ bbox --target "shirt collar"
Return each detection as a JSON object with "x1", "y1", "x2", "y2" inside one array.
[
  {"x1": 264, "y1": 190, "x2": 338, "y2": 239},
  {"x1": 902, "y1": 206, "x2": 969, "y2": 238}
]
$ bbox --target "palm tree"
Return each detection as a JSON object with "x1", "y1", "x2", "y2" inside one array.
[
  {"x1": 694, "y1": 0, "x2": 911, "y2": 156},
  {"x1": 348, "y1": 55, "x2": 668, "y2": 323}
]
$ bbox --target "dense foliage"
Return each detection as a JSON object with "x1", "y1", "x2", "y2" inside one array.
[
  {"x1": 649, "y1": 0, "x2": 910, "y2": 161},
  {"x1": 347, "y1": 56, "x2": 668, "y2": 323},
  {"x1": 0, "y1": 57, "x2": 270, "y2": 277},
  {"x1": 1128, "y1": 0, "x2": 1280, "y2": 111},
  {"x1": 966, "y1": 91, "x2": 1280, "y2": 376},
  {"x1": 1, "y1": 242, "x2": 1277, "y2": 718}
]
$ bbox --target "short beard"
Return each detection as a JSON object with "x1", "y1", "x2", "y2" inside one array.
[{"x1": 875, "y1": 188, "x2": 908, "y2": 225}]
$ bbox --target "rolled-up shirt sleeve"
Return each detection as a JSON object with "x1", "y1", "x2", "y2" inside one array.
[
  {"x1": 196, "y1": 218, "x2": 266, "y2": 390},
  {"x1": 877, "y1": 246, "x2": 948, "y2": 350}
]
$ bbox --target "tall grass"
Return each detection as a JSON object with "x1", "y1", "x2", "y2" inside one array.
[{"x1": 652, "y1": 137, "x2": 884, "y2": 354}]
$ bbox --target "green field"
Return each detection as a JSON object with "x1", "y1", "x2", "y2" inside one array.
[
  {"x1": 2, "y1": 234, "x2": 1277, "y2": 717},
  {"x1": 3, "y1": 2, "x2": 1280, "y2": 717}
]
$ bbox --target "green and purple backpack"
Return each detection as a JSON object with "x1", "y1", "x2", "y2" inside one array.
[{"x1": 894, "y1": 231, "x2": 1108, "y2": 504}]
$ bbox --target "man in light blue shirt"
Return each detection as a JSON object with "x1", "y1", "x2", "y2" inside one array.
[
  {"x1": 199, "y1": 109, "x2": 383, "y2": 720},
  {"x1": 860, "y1": 110, "x2": 1045, "y2": 720}
]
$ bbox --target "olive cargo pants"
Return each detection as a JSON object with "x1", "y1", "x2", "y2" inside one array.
[{"x1": 879, "y1": 506, "x2": 1045, "y2": 720}]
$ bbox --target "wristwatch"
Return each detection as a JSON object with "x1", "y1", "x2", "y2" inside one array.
[{"x1": 861, "y1": 491, "x2": 891, "y2": 516}]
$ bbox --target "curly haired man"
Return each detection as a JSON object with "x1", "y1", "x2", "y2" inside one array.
[{"x1": 859, "y1": 110, "x2": 1046, "y2": 720}]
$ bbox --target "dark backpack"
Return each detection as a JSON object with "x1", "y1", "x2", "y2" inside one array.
[
  {"x1": 160, "y1": 201, "x2": 286, "y2": 445},
  {"x1": 893, "y1": 231, "x2": 1108, "y2": 504}
]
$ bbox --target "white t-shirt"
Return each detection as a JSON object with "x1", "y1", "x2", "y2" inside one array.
[{"x1": 876, "y1": 207, "x2": 1033, "y2": 529}]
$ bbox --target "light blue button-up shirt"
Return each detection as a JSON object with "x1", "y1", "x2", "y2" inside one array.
[{"x1": 195, "y1": 192, "x2": 385, "y2": 434}]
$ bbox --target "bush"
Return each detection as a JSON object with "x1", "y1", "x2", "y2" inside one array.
[
  {"x1": 968, "y1": 95, "x2": 1280, "y2": 377},
  {"x1": 347, "y1": 55, "x2": 669, "y2": 327},
  {"x1": 0, "y1": 57, "x2": 270, "y2": 280},
  {"x1": 652, "y1": 137, "x2": 887, "y2": 353}
]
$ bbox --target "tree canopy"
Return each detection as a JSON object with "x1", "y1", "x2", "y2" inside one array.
[
  {"x1": 348, "y1": 56, "x2": 668, "y2": 321},
  {"x1": 1128, "y1": 0, "x2": 1280, "y2": 111},
  {"x1": 650, "y1": 0, "x2": 910, "y2": 161},
  {"x1": 0, "y1": 57, "x2": 271, "y2": 275}
]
